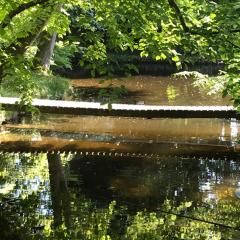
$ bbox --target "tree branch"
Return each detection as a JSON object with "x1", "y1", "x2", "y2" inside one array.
[
  {"x1": 0, "y1": 0, "x2": 50, "y2": 28},
  {"x1": 167, "y1": 0, "x2": 191, "y2": 33},
  {"x1": 225, "y1": 40, "x2": 240, "y2": 50},
  {"x1": 3, "y1": 4, "x2": 55, "y2": 55},
  {"x1": 167, "y1": 0, "x2": 240, "y2": 36}
]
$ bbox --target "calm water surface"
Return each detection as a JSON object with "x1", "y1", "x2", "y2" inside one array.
[
  {"x1": 0, "y1": 76, "x2": 240, "y2": 239},
  {"x1": 1, "y1": 152, "x2": 240, "y2": 239},
  {"x1": 71, "y1": 76, "x2": 230, "y2": 105}
]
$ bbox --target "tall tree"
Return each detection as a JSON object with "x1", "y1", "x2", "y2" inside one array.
[{"x1": 0, "y1": 0, "x2": 239, "y2": 106}]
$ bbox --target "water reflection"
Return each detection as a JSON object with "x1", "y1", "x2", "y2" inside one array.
[
  {"x1": 0, "y1": 75, "x2": 239, "y2": 238},
  {"x1": 235, "y1": 183, "x2": 240, "y2": 199},
  {"x1": 0, "y1": 152, "x2": 240, "y2": 239},
  {"x1": 0, "y1": 153, "x2": 51, "y2": 239},
  {"x1": 71, "y1": 76, "x2": 230, "y2": 106},
  {"x1": 2, "y1": 114, "x2": 240, "y2": 145},
  {"x1": 47, "y1": 153, "x2": 71, "y2": 228},
  {"x1": 70, "y1": 155, "x2": 240, "y2": 208}
]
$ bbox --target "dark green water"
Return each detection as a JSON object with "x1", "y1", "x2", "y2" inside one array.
[{"x1": 1, "y1": 151, "x2": 240, "y2": 240}]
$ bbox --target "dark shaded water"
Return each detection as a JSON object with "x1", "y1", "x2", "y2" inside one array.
[{"x1": 0, "y1": 152, "x2": 240, "y2": 239}]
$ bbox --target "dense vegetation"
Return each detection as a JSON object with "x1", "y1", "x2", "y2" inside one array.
[{"x1": 0, "y1": 0, "x2": 239, "y2": 107}]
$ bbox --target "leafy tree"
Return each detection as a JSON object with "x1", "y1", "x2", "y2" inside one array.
[{"x1": 0, "y1": 0, "x2": 239, "y2": 107}]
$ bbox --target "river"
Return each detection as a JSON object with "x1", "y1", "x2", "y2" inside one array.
[{"x1": 0, "y1": 76, "x2": 239, "y2": 239}]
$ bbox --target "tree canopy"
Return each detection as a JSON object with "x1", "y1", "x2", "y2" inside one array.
[{"x1": 0, "y1": 0, "x2": 239, "y2": 107}]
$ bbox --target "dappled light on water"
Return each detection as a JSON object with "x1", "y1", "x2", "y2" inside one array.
[{"x1": 71, "y1": 76, "x2": 230, "y2": 106}]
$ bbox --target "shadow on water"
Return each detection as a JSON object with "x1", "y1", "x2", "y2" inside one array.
[{"x1": 69, "y1": 154, "x2": 240, "y2": 209}]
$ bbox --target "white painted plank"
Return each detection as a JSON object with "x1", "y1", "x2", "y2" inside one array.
[{"x1": 0, "y1": 97, "x2": 238, "y2": 118}]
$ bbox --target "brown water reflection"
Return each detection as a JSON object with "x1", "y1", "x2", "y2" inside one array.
[
  {"x1": 1, "y1": 76, "x2": 237, "y2": 153},
  {"x1": 71, "y1": 76, "x2": 230, "y2": 106},
  {"x1": 3, "y1": 115, "x2": 239, "y2": 144}
]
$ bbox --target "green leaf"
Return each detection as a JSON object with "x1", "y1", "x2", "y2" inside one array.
[
  {"x1": 210, "y1": 13, "x2": 216, "y2": 20},
  {"x1": 79, "y1": 60, "x2": 84, "y2": 67},
  {"x1": 184, "y1": 202, "x2": 192, "y2": 208},
  {"x1": 172, "y1": 55, "x2": 180, "y2": 62}
]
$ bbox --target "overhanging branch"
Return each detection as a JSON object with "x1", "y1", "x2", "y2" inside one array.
[
  {"x1": 0, "y1": 0, "x2": 50, "y2": 29},
  {"x1": 167, "y1": 0, "x2": 191, "y2": 33},
  {"x1": 225, "y1": 40, "x2": 240, "y2": 50},
  {"x1": 167, "y1": 0, "x2": 240, "y2": 36}
]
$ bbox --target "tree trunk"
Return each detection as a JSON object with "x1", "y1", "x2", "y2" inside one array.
[
  {"x1": 0, "y1": 65, "x2": 3, "y2": 84},
  {"x1": 47, "y1": 153, "x2": 71, "y2": 228},
  {"x1": 37, "y1": 32, "x2": 57, "y2": 70}
]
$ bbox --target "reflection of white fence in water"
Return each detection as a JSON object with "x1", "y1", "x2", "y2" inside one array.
[
  {"x1": 0, "y1": 136, "x2": 239, "y2": 159},
  {"x1": 0, "y1": 97, "x2": 239, "y2": 118}
]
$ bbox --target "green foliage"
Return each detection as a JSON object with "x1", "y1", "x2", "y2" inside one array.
[
  {"x1": 41, "y1": 199, "x2": 117, "y2": 240},
  {"x1": 1, "y1": 69, "x2": 70, "y2": 100},
  {"x1": 125, "y1": 200, "x2": 222, "y2": 240},
  {"x1": 223, "y1": 73, "x2": 240, "y2": 110},
  {"x1": 0, "y1": 0, "x2": 73, "y2": 107},
  {"x1": 31, "y1": 72, "x2": 70, "y2": 100},
  {"x1": 174, "y1": 71, "x2": 227, "y2": 95},
  {"x1": 1, "y1": 55, "x2": 36, "y2": 110},
  {"x1": 0, "y1": 0, "x2": 240, "y2": 107},
  {"x1": 53, "y1": 41, "x2": 78, "y2": 70},
  {"x1": 222, "y1": 56, "x2": 240, "y2": 109}
]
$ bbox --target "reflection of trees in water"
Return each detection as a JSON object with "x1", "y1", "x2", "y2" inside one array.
[
  {"x1": 0, "y1": 152, "x2": 240, "y2": 239},
  {"x1": 69, "y1": 153, "x2": 240, "y2": 212},
  {"x1": 0, "y1": 153, "x2": 50, "y2": 239},
  {"x1": 47, "y1": 153, "x2": 71, "y2": 228},
  {"x1": 71, "y1": 153, "x2": 240, "y2": 200},
  {"x1": 69, "y1": 155, "x2": 205, "y2": 209}
]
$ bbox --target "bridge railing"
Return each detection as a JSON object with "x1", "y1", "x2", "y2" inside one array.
[{"x1": 0, "y1": 97, "x2": 239, "y2": 119}]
